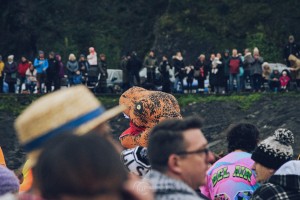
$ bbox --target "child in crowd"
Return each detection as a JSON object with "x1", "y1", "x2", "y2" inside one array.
[
  {"x1": 269, "y1": 68, "x2": 281, "y2": 92},
  {"x1": 279, "y1": 70, "x2": 290, "y2": 91},
  {"x1": 72, "y1": 70, "x2": 83, "y2": 85}
]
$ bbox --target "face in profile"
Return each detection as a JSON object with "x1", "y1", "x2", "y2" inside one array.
[{"x1": 252, "y1": 162, "x2": 274, "y2": 183}]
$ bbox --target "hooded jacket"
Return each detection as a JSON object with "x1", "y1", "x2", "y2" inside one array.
[{"x1": 251, "y1": 161, "x2": 300, "y2": 200}]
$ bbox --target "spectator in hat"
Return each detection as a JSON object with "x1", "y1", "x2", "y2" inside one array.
[
  {"x1": 146, "y1": 116, "x2": 214, "y2": 200},
  {"x1": 4, "y1": 55, "x2": 18, "y2": 93},
  {"x1": 201, "y1": 123, "x2": 260, "y2": 200},
  {"x1": 284, "y1": 35, "x2": 300, "y2": 67},
  {"x1": 251, "y1": 160, "x2": 300, "y2": 200},
  {"x1": 33, "y1": 51, "x2": 48, "y2": 94},
  {"x1": 251, "y1": 128, "x2": 294, "y2": 183},
  {"x1": 0, "y1": 165, "x2": 19, "y2": 196}
]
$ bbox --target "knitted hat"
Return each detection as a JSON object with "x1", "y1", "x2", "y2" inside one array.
[
  {"x1": 15, "y1": 85, "x2": 126, "y2": 167},
  {"x1": 121, "y1": 146, "x2": 151, "y2": 177},
  {"x1": 0, "y1": 166, "x2": 20, "y2": 195},
  {"x1": 251, "y1": 128, "x2": 294, "y2": 170}
]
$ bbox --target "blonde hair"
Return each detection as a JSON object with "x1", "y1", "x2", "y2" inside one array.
[{"x1": 69, "y1": 54, "x2": 76, "y2": 61}]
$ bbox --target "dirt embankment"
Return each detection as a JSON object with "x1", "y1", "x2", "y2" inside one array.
[{"x1": 0, "y1": 94, "x2": 299, "y2": 169}]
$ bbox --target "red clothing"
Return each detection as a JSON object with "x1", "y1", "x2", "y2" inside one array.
[
  {"x1": 18, "y1": 61, "x2": 30, "y2": 77},
  {"x1": 279, "y1": 75, "x2": 290, "y2": 87}
]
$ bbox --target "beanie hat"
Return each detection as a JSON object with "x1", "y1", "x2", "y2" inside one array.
[
  {"x1": 0, "y1": 166, "x2": 20, "y2": 195},
  {"x1": 251, "y1": 128, "x2": 294, "y2": 170}
]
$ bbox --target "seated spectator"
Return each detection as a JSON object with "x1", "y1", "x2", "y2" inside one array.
[
  {"x1": 251, "y1": 128, "x2": 294, "y2": 184},
  {"x1": 201, "y1": 123, "x2": 260, "y2": 200},
  {"x1": 0, "y1": 165, "x2": 19, "y2": 196},
  {"x1": 25, "y1": 62, "x2": 37, "y2": 94},
  {"x1": 251, "y1": 160, "x2": 300, "y2": 200},
  {"x1": 269, "y1": 68, "x2": 281, "y2": 92},
  {"x1": 146, "y1": 116, "x2": 214, "y2": 200},
  {"x1": 279, "y1": 70, "x2": 291, "y2": 91}
]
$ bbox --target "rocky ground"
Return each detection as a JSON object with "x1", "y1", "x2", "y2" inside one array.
[{"x1": 1, "y1": 93, "x2": 300, "y2": 170}]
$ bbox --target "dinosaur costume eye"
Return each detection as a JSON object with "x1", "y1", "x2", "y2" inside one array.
[{"x1": 135, "y1": 102, "x2": 143, "y2": 113}]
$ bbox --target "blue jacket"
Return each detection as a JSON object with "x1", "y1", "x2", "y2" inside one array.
[{"x1": 34, "y1": 58, "x2": 48, "y2": 74}]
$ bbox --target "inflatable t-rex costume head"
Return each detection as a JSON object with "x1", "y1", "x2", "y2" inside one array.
[{"x1": 119, "y1": 87, "x2": 182, "y2": 148}]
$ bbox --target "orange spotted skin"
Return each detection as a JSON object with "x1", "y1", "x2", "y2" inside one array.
[{"x1": 119, "y1": 89, "x2": 182, "y2": 148}]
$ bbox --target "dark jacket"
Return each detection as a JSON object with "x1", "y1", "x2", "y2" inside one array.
[
  {"x1": 250, "y1": 56, "x2": 264, "y2": 75},
  {"x1": 127, "y1": 56, "x2": 142, "y2": 73},
  {"x1": 4, "y1": 62, "x2": 18, "y2": 83},
  {"x1": 284, "y1": 42, "x2": 300, "y2": 61},
  {"x1": 47, "y1": 58, "x2": 58, "y2": 76},
  {"x1": 173, "y1": 56, "x2": 185, "y2": 79},
  {"x1": 98, "y1": 60, "x2": 108, "y2": 81},
  {"x1": 251, "y1": 161, "x2": 300, "y2": 200}
]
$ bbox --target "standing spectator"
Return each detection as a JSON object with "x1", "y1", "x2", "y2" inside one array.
[
  {"x1": 269, "y1": 68, "x2": 281, "y2": 92},
  {"x1": 288, "y1": 54, "x2": 300, "y2": 90},
  {"x1": 55, "y1": 54, "x2": 64, "y2": 90},
  {"x1": 262, "y1": 62, "x2": 272, "y2": 91},
  {"x1": 201, "y1": 123, "x2": 260, "y2": 200},
  {"x1": 250, "y1": 48, "x2": 264, "y2": 92},
  {"x1": 158, "y1": 55, "x2": 172, "y2": 93},
  {"x1": 87, "y1": 47, "x2": 97, "y2": 67},
  {"x1": 216, "y1": 53, "x2": 225, "y2": 93},
  {"x1": 185, "y1": 65, "x2": 194, "y2": 93},
  {"x1": 78, "y1": 54, "x2": 89, "y2": 84},
  {"x1": 251, "y1": 128, "x2": 294, "y2": 184},
  {"x1": 279, "y1": 70, "x2": 291, "y2": 91},
  {"x1": 66, "y1": 54, "x2": 79, "y2": 87},
  {"x1": 209, "y1": 57, "x2": 221, "y2": 94},
  {"x1": 95, "y1": 53, "x2": 108, "y2": 93},
  {"x1": 194, "y1": 54, "x2": 208, "y2": 93},
  {"x1": 127, "y1": 51, "x2": 142, "y2": 87},
  {"x1": 87, "y1": 47, "x2": 99, "y2": 85},
  {"x1": 173, "y1": 51, "x2": 185, "y2": 93},
  {"x1": 17, "y1": 56, "x2": 30, "y2": 93},
  {"x1": 222, "y1": 50, "x2": 230, "y2": 93},
  {"x1": 243, "y1": 48, "x2": 254, "y2": 90},
  {"x1": 146, "y1": 116, "x2": 214, "y2": 200},
  {"x1": 143, "y1": 50, "x2": 158, "y2": 85},
  {"x1": 4, "y1": 55, "x2": 18, "y2": 93},
  {"x1": 25, "y1": 62, "x2": 37, "y2": 94},
  {"x1": 120, "y1": 55, "x2": 129, "y2": 90},
  {"x1": 284, "y1": 35, "x2": 300, "y2": 67},
  {"x1": 46, "y1": 52, "x2": 57, "y2": 93},
  {"x1": 0, "y1": 55, "x2": 5, "y2": 93},
  {"x1": 251, "y1": 160, "x2": 300, "y2": 200},
  {"x1": 229, "y1": 49, "x2": 242, "y2": 92},
  {"x1": 33, "y1": 51, "x2": 48, "y2": 94}
]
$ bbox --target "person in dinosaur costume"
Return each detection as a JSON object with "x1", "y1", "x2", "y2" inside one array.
[{"x1": 119, "y1": 87, "x2": 182, "y2": 149}]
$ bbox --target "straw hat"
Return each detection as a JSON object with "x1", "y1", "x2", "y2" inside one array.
[{"x1": 15, "y1": 85, "x2": 126, "y2": 167}]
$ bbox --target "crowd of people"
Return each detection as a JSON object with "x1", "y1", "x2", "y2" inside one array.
[
  {"x1": 1, "y1": 36, "x2": 300, "y2": 95},
  {"x1": 0, "y1": 47, "x2": 108, "y2": 94},
  {"x1": 0, "y1": 85, "x2": 299, "y2": 200}
]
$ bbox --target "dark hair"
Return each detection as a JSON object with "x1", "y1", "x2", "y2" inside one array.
[
  {"x1": 226, "y1": 123, "x2": 260, "y2": 153},
  {"x1": 148, "y1": 116, "x2": 203, "y2": 172},
  {"x1": 34, "y1": 134, "x2": 127, "y2": 199}
]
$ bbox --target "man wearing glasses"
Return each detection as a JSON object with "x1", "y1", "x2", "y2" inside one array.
[{"x1": 146, "y1": 116, "x2": 214, "y2": 200}]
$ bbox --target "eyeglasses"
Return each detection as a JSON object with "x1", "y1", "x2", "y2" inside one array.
[{"x1": 176, "y1": 147, "x2": 209, "y2": 156}]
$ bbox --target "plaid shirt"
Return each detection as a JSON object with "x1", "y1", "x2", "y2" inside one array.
[{"x1": 251, "y1": 174, "x2": 300, "y2": 200}]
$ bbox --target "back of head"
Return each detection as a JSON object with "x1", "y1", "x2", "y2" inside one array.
[
  {"x1": 34, "y1": 133, "x2": 127, "y2": 199},
  {"x1": 251, "y1": 128, "x2": 294, "y2": 170},
  {"x1": 0, "y1": 165, "x2": 19, "y2": 195},
  {"x1": 226, "y1": 123, "x2": 260, "y2": 153},
  {"x1": 148, "y1": 116, "x2": 203, "y2": 172}
]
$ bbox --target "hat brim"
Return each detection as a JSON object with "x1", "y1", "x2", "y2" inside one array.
[{"x1": 25, "y1": 104, "x2": 127, "y2": 169}]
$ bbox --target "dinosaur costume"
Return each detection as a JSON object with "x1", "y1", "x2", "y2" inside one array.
[{"x1": 119, "y1": 87, "x2": 182, "y2": 148}]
